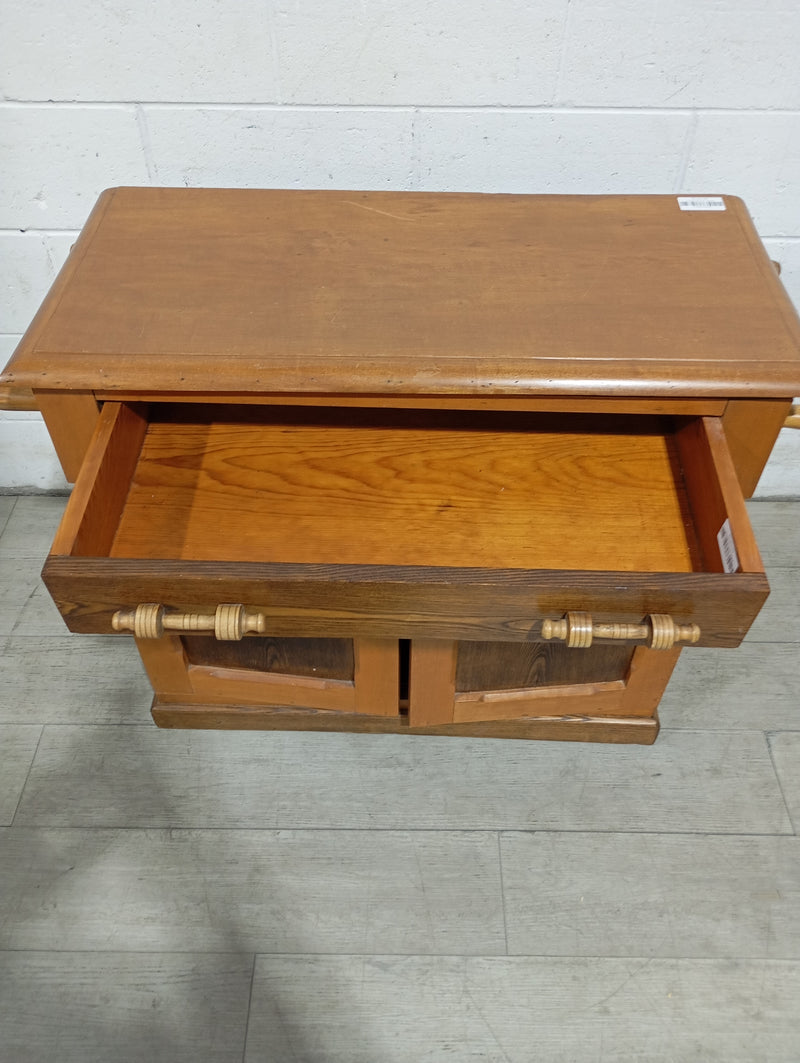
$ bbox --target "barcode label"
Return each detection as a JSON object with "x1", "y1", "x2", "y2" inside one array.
[
  {"x1": 678, "y1": 196, "x2": 726, "y2": 211},
  {"x1": 717, "y1": 519, "x2": 740, "y2": 573}
]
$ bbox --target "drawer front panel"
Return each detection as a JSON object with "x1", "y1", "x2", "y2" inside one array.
[{"x1": 43, "y1": 558, "x2": 768, "y2": 648}]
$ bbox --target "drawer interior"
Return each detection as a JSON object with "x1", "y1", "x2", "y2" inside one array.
[{"x1": 55, "y1": 403, "x2": 760, "y2": 577}]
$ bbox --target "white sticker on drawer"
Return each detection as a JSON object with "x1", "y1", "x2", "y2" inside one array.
[
  {"x1": 678, "y1": 196, "x2": 726, "y2": 211},
  {"x1": 717, "y1": 518, "x2": 740, "y2": 573}
]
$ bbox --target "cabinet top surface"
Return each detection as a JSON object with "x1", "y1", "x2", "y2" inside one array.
[{"x1": 4, "y1": 187, "x2": 800, "y2": 398}]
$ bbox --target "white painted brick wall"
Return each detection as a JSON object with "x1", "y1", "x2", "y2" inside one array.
[
  {"x1": 1, "y1": 0, "x2": 799, "y2": 493},
  {"x1": 414, "y1": 111, "x2": 692, "y2": 192},
  {"x1": 146, "y1": 108, "x2": 415, "y2": 188},
  {"x1": 0, "y1": 106, "x2": 149, "y2": 229}
]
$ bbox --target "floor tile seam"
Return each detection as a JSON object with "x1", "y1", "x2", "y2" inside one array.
[
  {"x1": 241, "y1": 954, "x2": 257, "y2": 1063},
  {"x1": 495, "y1": 831, "x2": 510, "y2": 956},
  {"x1": 7, "y1": 587, "x2": 50, "y2": 641},
  {"x1": 243, "y1": 953, "x2": 800, "y2": 965},
  {"x1": 4, "y1": 825, "x2": 797, "y2": 837},
  {"x1": 658, "y1": 726, "x2": 795, "y2": 735},
  {"x1": 0, "y1": 723, "x2": 159, "y2": 729},
  {"x1": 766, "y1": 732, "x2": 799, "y2": 835},
  {"x1": 0, "y1": 632, "x2": 85, "y2": 638},
  {"x1": 0, "y1": 946, "x2": 512, "y2": 959},
  {"x1": 663, "y1": 726, "x2": 800, "y2": 732},
  {"x1": 0, "y1": 556, "x2": 61, "y2": 561},
  {"x1": 501, "y1": 950, "x2": 800, "y2": 961},
  {"x1": 742, "y1": 638, "x2": 800, "y2": 645},
  {"x1": 496, "y1": 827, "x2": 800, "y2": 839},
  {"x1": 0, "y1": 946, "x2": 258, "y2": 957},
  {"x1": 4, "y1": 948, "x2": 799, "y2": 964},
  {"x1": 0, "y1": 497, "x2": 18, "y2": 538},
  {"x1": 0, "y1": 824, "x2": 504, "y2": 836},
  {"x1": 7, "y1": 725, "x2": 43, "y2": 828}
]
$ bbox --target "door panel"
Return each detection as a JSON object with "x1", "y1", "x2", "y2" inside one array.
[
  {"x1": 138, "y1": 634, "x2": 399, "y2": 721},
  {"x1": 409, "y1": 639, "x2": 680, "y2": 728}
]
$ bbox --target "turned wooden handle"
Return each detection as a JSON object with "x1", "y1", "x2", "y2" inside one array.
[
  {"x1": 111, "y1": 603, "x2": 267, "y2": 640},
  {"x1": 541, "y1": 611, "x2": 700, "y2": 650}
]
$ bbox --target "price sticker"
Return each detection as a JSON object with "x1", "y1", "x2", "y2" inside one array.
[
  {"x1": 717, "y1": 518, "x2": 740, "y2": 573},
  {"x1": 678, "y1": 196, "x2": 726, "y2": 211}
]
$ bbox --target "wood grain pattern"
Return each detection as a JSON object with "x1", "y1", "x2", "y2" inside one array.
[
  {"x1": 4, "y1": 188, "x2": 800, "y2": 398},
  {"x1": 453, "y1": 680, "x2": 628, "y2": 723},
  {"x1": 407, "y1": 640, "x2": 458, "y2": 727},
  {"x1": 442, "y1": 644, "x2": 677, "y2": 725},
  {"x1": 182, "y1": 635, "x2": 355, "y2": 680},
  {"x1": 151, "y1": 700, "x2": 660, "y2": 743},
  {"x1": 353, "y1": 637, "x2": 400, "y2": 717},
  {"x1": 93, "y1": 390, "x2": 728, "y2": 416},
  {"x1": 186, "y1": 664, "x2": 358, "y2": 712},
  {"x1": 50, "y1": 401, "x2": 147, "y2": 557},
  {"x1": 135, "y1": 633, "x2": 193, "y2": 696},
  {"x1": 143, "y1": 637, "x2": 673, "y2": 730},
  {"x1": 34, "y1": 390, "x2": 100, "y2": 483},
  {"x1": 722, "y1": 398, "x2": 792, "y2": 496},
  {"x1": 676, "y1": 416, "x2": 765, "y2": 576},
  {"x1": 137, "y1": 627, "x2": 398, "y2": 717},
  {"x1": 42, "y1": 558, "x2": 770, "y2": 647},
  {"x1": 0, "y1": 382, "x2": 37, "y2": 411},
  {"x1": 456, "y1": 641, "x2": 634, "y2": 692},
  {"x1": 109, "y1": 409, "x2": 696, "y2": 573}
]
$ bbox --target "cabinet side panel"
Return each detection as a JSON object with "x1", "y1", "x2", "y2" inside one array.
[
  {"x1": 35, "y1": 390, "x2": 101, "y2": 484},
  {"x1": 722, "y1": 398, "x2": 792, "y2": 497}
]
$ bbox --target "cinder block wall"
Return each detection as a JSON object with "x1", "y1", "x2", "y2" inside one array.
[{"x1": 2, "y1": 1, "x2": 799, "y2": 491}]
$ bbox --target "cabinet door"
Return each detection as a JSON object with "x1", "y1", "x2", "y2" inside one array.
[
  {"x1": 408, "y1": 639, "x2": 681, "y2": 736},
  {"x1": 138, "y1": 634, "x2": 399, "y2": 727}
]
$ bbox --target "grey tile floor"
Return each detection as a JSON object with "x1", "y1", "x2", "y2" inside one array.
[{"x1": 0, "y1": 495, "x2": 798, "y2": 1062}]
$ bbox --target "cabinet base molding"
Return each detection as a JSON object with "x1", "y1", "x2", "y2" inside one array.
[{"x1": 150, "y1": 699, "x2": 660, "y2": 744}]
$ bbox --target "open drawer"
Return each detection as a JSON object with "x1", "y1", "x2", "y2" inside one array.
[{"x1": 43, "y1": 402, "x2": 768, "y2": 649}]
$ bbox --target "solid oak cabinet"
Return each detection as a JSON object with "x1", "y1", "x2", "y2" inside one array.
[{"x1": 3, "y1": 188, "x2": 800, "y2": 743}]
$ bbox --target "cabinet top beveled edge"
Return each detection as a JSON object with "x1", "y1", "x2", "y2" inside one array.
[{"x1": 3, "y1": 188, "x2": 800, "y2": 399}]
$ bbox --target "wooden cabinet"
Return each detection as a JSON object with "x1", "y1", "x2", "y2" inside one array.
[{"x1": 3, "y1": 188, "x2": 799, "y2": 743}]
